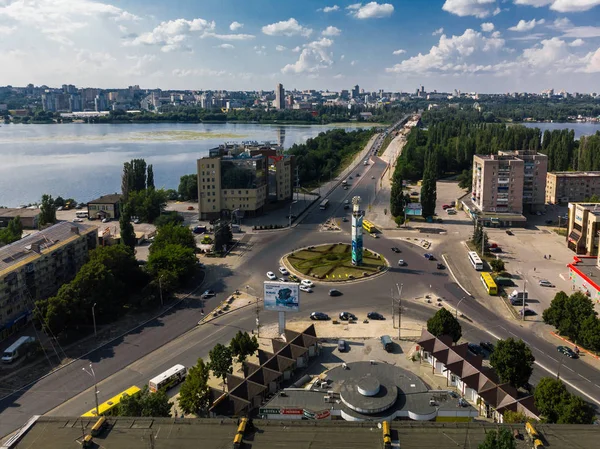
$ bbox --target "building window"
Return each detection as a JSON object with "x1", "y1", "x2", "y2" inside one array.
[{"x1": 211, "y1": 164, "x2": 214, "y2": 168}]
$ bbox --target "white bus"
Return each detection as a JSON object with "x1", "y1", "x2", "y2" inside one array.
[
  {"x1": 149, "y1": 364, "x2": 187, "y2": 393},
  {"x1": 319, "y1": 199, "x2": 330, "y2": 210},
  {"x1": 76, "y1": 211, "x2": 88, "y2": 218},
  {"x1": 2, "y1": 336, "x2": 35, "y2": 363},
  {"x1": 468, "y1": 251, "x2": 483, "y2": 271}
]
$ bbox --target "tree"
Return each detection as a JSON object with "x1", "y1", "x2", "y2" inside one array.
[
  {"x1": 153, "y1": 212, "x2": 185, "y2": 228},
  {"x1": 39, "y1": 194, "x2": 56, "y2": 227},
  {"x1": 118, "y1": 385, "x2": 171, "y2": 417},
  {"x1": 490, "y1": 259, "x2": 505, "y2": 273},
  {"x1": 127, "y1": 188, "x2": 167, "y2": 223},
  {"x1": 478, "y1": 428, "x2": 516, "y2": 449},
  {"x1": 0, "y1": 216, "x2": 23, "y2": 244},
  {"x1": 543, "y1": 291, "x2": 597, "y2": 344},
  {"x1": 558, "y1": 394, "x2": 595, "y2": 424},
  {"x1": 209, "y1": 343, "x2": 233, "y2": 389},
  {"x1": 119, "y1": 203, "x2": 136, "y2": 250},
  {"x1": 426, "y1": 308, "x2": 462, "y2": 343},
  {"x1": 542, "y1": 291, "x2": 569, "y2": 328},
  {"x1": 178, "y1": 358, "x2": 211, "y2": 416},
  {"x1": 534, "y1": 377, "x2": 570, "y2": 423},
  {"x1": 54, "y1": 196, "x2": 65, "y2": 207},
  {"x1": 230, "y1": 331, "x2": 259, "y2": 363},
  {"x1": 147, "y1": 164, "x2": 155, "y2": 190},
  {"x1": 213, "y1": 222, "x2": 233, "y2": 253},
  {"x1": 457, "y1": 169, "x2": 473, "y2": 191},
  {"x1": 147, "y1": 243, "x2": 196, "y2": 286},
  {"x1": 150, "y1": 223, "x2": 196, "y2": 253},
  {"x1": 502, "y1": 410, "x2": 527, "y2": 424},
  {"x1": 580, "y1": 315, "x2": 600, "y2": 352},
  {"x1": 490, "y1": 338, "x2": 535, "y2": 389},
  {"x1": 420, "y1": 146, "x2": 437, "y2": 217},
  {"x1": 122, "y1": 159, "x2": 148, "y2": 199},
  {"x1": 178, "y1": 174, "x2": 199, "y2": 201},
  {"x1": 390, "y1": 172, "x2": 405, "y2": 217}
]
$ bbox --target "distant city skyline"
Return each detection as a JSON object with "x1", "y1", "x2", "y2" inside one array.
[{"x1": 1, "y1": 0, "x2": 600, "y2": 92}]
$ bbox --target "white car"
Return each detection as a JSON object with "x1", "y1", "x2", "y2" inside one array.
[
  {"x1": 279, "y1": 267, "x2": 289, "y2": 275},
  {"x1": 301, "y1": 279, "x2": 314, "y2": 288},
  {"x1": 266, "y1": 271, "x2": 277, "y2": 280},
  {"x1": 398, "y1": 260, "x2": 406, "y2": 266},
  {"x1": 299, "y1": 285, "x2": 313, "y2": 293},
  {"x1": 72, "y1": 218, "x2": 83, "y2": 222}
]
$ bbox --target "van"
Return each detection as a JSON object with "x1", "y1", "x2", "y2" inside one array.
[
  {"x1": 380, "y1": 335, "x2": 393, "y2": 352},
  {"x1": 2, "y1": 336, "x2": 35, "y2": 363},
  {"x1": 509, "y1": 290, "x2": 528, "y2": 301}
]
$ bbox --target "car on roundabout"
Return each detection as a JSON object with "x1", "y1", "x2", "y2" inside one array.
[
  {"x1": 398, "y1": 259, "x2": 406, "y2": 266},
  {"x1": 266, "y1": 271, "x2": 277, "y2": 280},
  {"x1": 301, "y1": 279, "x2": 314, "y2": 287},
  {"x1": 299, "y1": 285, "x2": 313, "y2": 293},
  {"x1": 310, "y1": 312, "x2": 329, "y2": 321},
  {"x1": 329, "y1": 288, "x2": 342, "y2": 297},
  {"x1": 279, "y1": 266, "x2": 289, "y2": 275},
  {"x1": 339, "y1": 312, "x2": 357, "y2": 321},
  {"x1": 391, "y1": 247, "x2": 401, "y2": 253},
  {"x1": 288, "y1": 274, "x2": 299, "y2": 282},
  {"x1": 367, "y1": 312, "x2": 384, "y2": 320}
]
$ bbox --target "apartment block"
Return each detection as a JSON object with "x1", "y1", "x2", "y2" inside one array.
[
  {"x1": 546, "y1": 172, "x2": 600, "y2": 205},
  {"x1": 567, "y1": 202, "x2": 600, "y2": 256},
  {"x1": 0, "y1": 222, "x2": 98, "y2": 341},
  {"x1": 197, "y1": 143, "x2": 294, "y2": 220}
]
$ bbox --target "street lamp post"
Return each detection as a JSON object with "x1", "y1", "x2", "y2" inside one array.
[
  {"x1": 82, "y1": 363, "x2": 99, "y2": 417},
  {"x1": 92, "y1": 303, "x2": 97, "y2": 337},
  {"x1": 396, "y1": 283, "x2": 403, "y2": 340},
  {"x1": 158, "y1": 275, "x2": 164, "y2": 307},
  {"x1": 247, "y1": 285, "x2": 260, "y2": 338},
  {"x1": 456, "y1": 297, "x2": 465, "y2": 320}
]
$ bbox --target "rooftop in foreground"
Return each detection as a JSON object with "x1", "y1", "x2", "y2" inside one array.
[{"x1": 4, "y1": 417, "x2": 600, "y2": 449}]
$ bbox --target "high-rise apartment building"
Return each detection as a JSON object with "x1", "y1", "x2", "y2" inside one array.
[
  {"x1": 0, "y1": 222, "x2": 98, "y2": 341},
  {"x1": 351, "y1": 85, "x2": 360, "y2": 99},
  {"x1": 546, "y1": 172, "x2": 600, "y2": 205},
  {"x1": 471, "y1": 150, "x2": 547, "y2": 226},
  {"x1": 275, "y1": 83, "x2": 285, "y2": 110}
]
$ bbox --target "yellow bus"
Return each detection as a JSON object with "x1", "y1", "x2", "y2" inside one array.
[
  {"x1": 363, "y1": 219, "x2": 377, "y2": 233},
  {"x1": 81, "y1": 386, "x2": 141, "y2": 417},
  {"x1": 480, "y1": 272, "x2": 498, "y2": 295}
]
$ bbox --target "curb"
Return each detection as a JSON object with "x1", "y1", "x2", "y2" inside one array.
[
  {"x1": 550, "y1": 331, "x2": 600, "y2": 360},
  {"x1": 0, "y1": 273, "x2": 207, "y2": 403},
  {"x1": 442, "y1": 254, "x2": 473, "y2": 298},
  {"x1": 199, "y1": 298, "x2": 261, "y2": 326}
]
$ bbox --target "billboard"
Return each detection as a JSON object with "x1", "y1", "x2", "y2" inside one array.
[{"x1": 264, "y1": 281, "x2": 300, "y2": 312}]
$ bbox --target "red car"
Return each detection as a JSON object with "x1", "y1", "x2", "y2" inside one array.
[{"x1": 442, "y1": 204, "x2": 450, "y2": 210}]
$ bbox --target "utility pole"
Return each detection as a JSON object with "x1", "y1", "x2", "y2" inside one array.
[
  {"x1": 289, "y1": 202, "x2": 293, "y2": 228},
  {"x1": 481, "y1": 224, "x2": 485, "y2": 256},
  {"x1": 92, "y1": 303, "x2": 97, "y2": 338},
  {"x1": 391, "y1": 287, "x2": 395, "y2": 328},
  {"x1": 396, "y1": 283, "x2": 403, "y2": 340},
  {"x1": 82, "y1": 364, "x2": 99, "y2": 417},
  {"x1": 522, "y1": 277, "x2": 527, "y2": 321},
  {"x1": 248, "y1": 285, "x2": 260, "y2": 338},
  {"x1": 159, "y1": 275, "x2": 164, "y2": 306}
]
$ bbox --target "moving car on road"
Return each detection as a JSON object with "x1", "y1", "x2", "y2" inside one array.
[
  {"x1": 367, "y1": 312, "x2": 384, "y2": 320},
  {"x1": 329, "y1": 289, "x2": 342, "y2": 297},
  {"x1": 288, "y1": 274, "x2": 299, "y2": 282},
  {"x1": 201, "y1": 290, "x2": 215, "y2": 299},
  {"x1": 436, "y1": 263, "x2": 445, "y2": 269},
  {"x1": 310, "y1": 312, "x2": 329, "y2": 321},
  {"x1": 266, "y1": 271, "x2": 277, "y2": 280},
  {"x1": 279, "y1": 267, "x2": 289, "y2": 275},
  {"x1": 557, "y1": 345, "x2": 578, "y2": 358},
  {"x1": 480, "y1": 341, "x2": 495, "y2": 353},
  {"x1": 391, "y1": 247, "x2": 401, "y2": 253},
  {"x1": 468, "y1": 343, "x2": 484, "y2": 356},
  {"x1": 398, "y1": 259, "x2": 406, "y2": 266},
  {"x1": 424, "y1": 253, "x2": 436, "y2": 260},
  {"x1": 338, "y1": 339, "x2": 346, "y2": 352},
  {"x1": 299, "y1": 285, "x2": 312, "y2": 293},
  {"x1": 339, "y1": 312, "x2": 357, "y2": 321},
  {"x1": 301, "y1": 279, "x2": 314, "y2": 287},
  {"x1": 539, "y1": 280, "x2": 555, "y2": 288}
]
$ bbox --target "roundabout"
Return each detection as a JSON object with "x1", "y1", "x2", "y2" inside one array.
[{"x1": 284, "y1": 243, "x2": 388, "y2": 282}]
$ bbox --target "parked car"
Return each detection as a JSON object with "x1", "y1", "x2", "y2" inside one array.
[
  {"x1": 539, "y1": 280, "x2": 555, "y2": 288},
  {"x1": 424, "y1": 253, "x2": 433, "y2": 259},
  {"x1": 310, "y1": 312, "x2": 329, "y2": 321},
  {"x1": 344, "y1": 204, "x2": 350, "y2": 210},
  {"x1": 187, "y1": 206, "x2": 194, "y2": 210},
  {"x1": 279, "y1": 267, "x2": 289, "y2": 275},
  {"x1": 339, "y1": 312, "x2": 357, "y2": 321},
  {"x1": 299, "y1": 285, "x2": 313, "y2": 293},
  {"x1": 278, "y1": 278, "x2": 287, "y2": 282},
  {"x1": 355, "y1": 173, "x2": 360, "y2": 177},
  {"x1": 344, "y1": 199, "x2": 350, "y2": 204},
  {"x1": 506, "y1": 230, "x2": 514, "y2": 236},
  {"x1": 442, "y1": 204, "x2": 450, "y2": 210},
  {"x1": 380, "y1": 335, "x2": 393, "y2": 352},
  {"x1": 367, "y1": 312, "x2": 384, "y2": 320},
  {"x1": 201, "y1": 290, "x2": 215, "y2": 299},
  {"x1": 480, "y1": 341, "x2": 494, "y2": 353},
  {"x1": 338, "y1": 339, "x2": 346, "y2": 352},
  {"x1": 398, "y1": 259, "x2": 406, "y2": 266},
  {"x1": 511, "y1": 298, "x2": 526, "y2": 306},
  {"x1": 101, "y1": 218, "x2": 110, "y2": 223},
  {"x1": 447, "y1": 209, "x2": 457, "y2": 215},
  {"x1": 436, "y1": 263, "x2": 445, "y2": 269},
  {"x1": 288, "y1": 274, "x2": 299, "y2": 282},
  {"x1": 410, "y1": 191, "x2": 419, "y2": 196},
  {"x1": 557, "y1": 345, "x2": 578, "y2": 359},
  {"x1": 468, "y1": 343, "x2": 484, "y2": 356},
  {"x1": 450, "y1": 201, "x2": 456, "y2": 207},
  {"x1": 371, "y1": 176, "x2": 375, "y2": 179},
  {"x1": 342, "y1": 217, "x2": 348, "y2": 222},
  {"x1": 391, "y1": 247, "x2": 401, "y2": 253},
  {"x1": 344, "y1": 186, "x2": 349, "y2": 190},
  {"x1": 370, "y1": 233, "x2": 378, "y2": 238},
  {"x1": 301, "y1": 279, "x2": 314, "y2": 287},
  {"x1": 329, "y1": 289, "x2": 342, "y2": 297},
  {"x1": 266, "y1": 271, "x2": 277, "y2": 280},
  {"x1": 193, "y1": 226, "x2": 206, "y2": 234},
  {"x1": 519, "y1": 308, "x2": 537, "y2": 317},
  {"x1": 489, "y1": 247, "x2": 502, "y2": 253},
  {"x1": 72, "y1": 218, "x2": 83, "y2": 222}
]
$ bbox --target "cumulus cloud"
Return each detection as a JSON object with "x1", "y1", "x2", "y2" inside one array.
[
  {"x1": 393, "y1": 49, "x2": 406, "y2": 55},
  {"x1": 552, "y1": 18, "x2": 600, "y2": 39},
  {"x1": 347, "y1": 2, "x2": 394, "y2": 19},
  {"x1": 385, "y1": 28, "x2": 505, "y2": 74},
  {"x1": 262, "y1": 18, "x2": 312, "y2": 37},
  {"x1": 319, "y1": 5, "x2": 340, "y2": 12},
  {"x1": 508, "y1": 19, "x2": 545, "y2": 32},
  {"x1": 201, "y1": 32, "x2": 255, "y2": 41},
  {"x1": 281, "y1": 37, "x2": 334, "y2": 74},
  {"x1": 275, "y1": 45, "x2": 286, "y2": 51},
  {"x1": 520, "y1": 37, "x2": 585, "y2": 71},
  {"x1": 514, "y1": 0, "x2": 600, "y2": 12},
  {"x1": 569, "y1": 38, "x2": 585, "y2": 47},
  {"x1": 217, "y1": 43, "x2": 235, "y2": 49},
  {"x1": 442, "y1": 0, "x2": 497, "y2": 18},
  {"x1": 254, "y1": 45, "x2": 267, "y2": 55},
  {"x1": 481, "y1": 22, "x2": 495, "y2": 32},
  {"x1": 432, "y1": 27, "x2": 444, "y2": 36},
  {"x1": 322, "y1": 26, "x2": 341, "y2": 36},
  {"x1": 128, "y1": 18, "x2": 215, "y2": 52},
  {"x1": 229, "y1": 21, "x2": 243, "y2": 31}
]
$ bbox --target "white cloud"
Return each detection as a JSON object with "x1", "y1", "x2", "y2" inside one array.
[
  {"x1": 481, "y1": 22, "x2": 495, "y2": 32},
  {"x1": 322, "y1": 26, "x2": 341, "y2": 36},
  {"x1": 393, "y1": 49, "x2": 406, "y2": 55},
  {"x1": 276, "y1": 45, "x2": 286, "y2": 51},
  {"x1": 385, "y1": 28, "x2": 505, "y2": 74},
  {"x1": 348, "y1": 2, "x2": 394, "y2": 19},
  {"x1": 333, "y1": 73, "x2": 344, "y2": 79},
  {"x1": 514, "y1": 0, "x2": 600, "y2": 12},
  {"x1": 173, "y1": 68, "x2": 228, "y2": 78},
  {"x1": 520, "y1": 37, "x2": 582, "y2": 70},
  {"x1": 217, "y1": 43, "x2": 235, "y2": 49},
  {"x1": 510, "y1": 33, "x2": 546, "y2": 41},
  {"x1": 281, "y1": 37, "x2": 334, "y2": 74},
  {"x1": 201, "y1": 32, "x2": 255, "y2": 41},
  {"x1": 340, "y1": 54, "x2": 345, "y2": 60},
  {"x1": 432, "y1": 27, "x2": 444, "y2": 36},
  {"x1": 262, "y1": 18, "x2": 312, "y2": 37},
  {"x1": 321, "y1": 5, "x2": 340, "y2": 12},
  {"x1": 0, "y1": 25, "x2": 16, "y2": 34},
  {"x1": 553, "y1": 17, "x2": 572, "y2": 29},
  {"x1": 508, "y1": 19, "x2": 545, "y2": 32},
  {"x1": 553, "y1": 18, "x2": 600, "y2": 38},
  {"x1": 583, "y1": 47, "x2": 600, "y2": 72},
  {"x1": 292, "y1": 46, "x2": 301, "y2": 52},
  {"x1": 254, "y1": 45, "x2": 267, "y2": 55},
  {"x1": 129, "y1": 18, "x2": 215, "y2": 52},
  {"x1": 350, "y1": 60, "x2": 357, "y2": 66},
  {"x1": 229, "y1": 21, "x2": 243, "y2": 31},
  {"x1": 442, "y1": 0, "x2": 497, "y2": 18},
  {"x1": 569, "y1": 38, "x2": 585, "y2": 47}
]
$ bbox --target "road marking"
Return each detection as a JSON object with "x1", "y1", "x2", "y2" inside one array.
[
  {"x1": 547, "y1": 356, "x2": 558, "y2": 363},
  {"x1": 564, "y1": 366, "x2": 574, "y2": 373},
  {"x1": 578, "y1": 374, "x2": 591, "y2": 382}
]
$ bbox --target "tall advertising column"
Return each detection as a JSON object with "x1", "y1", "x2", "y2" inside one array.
[{"x1": 351, "y1": 196, "x2": 363, "y2": 266}]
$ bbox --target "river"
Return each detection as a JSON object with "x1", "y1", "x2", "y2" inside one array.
[
  {"x1": 521, "y1": 121, "x2": 600, "y2": 139},
  {"x1": 0, "y1": 122, "x2": 375, "y2": 207}
]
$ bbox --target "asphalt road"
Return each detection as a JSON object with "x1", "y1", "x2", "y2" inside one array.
[{"x1": 2, "y1": 119, "x2": 599, "y2": 436}]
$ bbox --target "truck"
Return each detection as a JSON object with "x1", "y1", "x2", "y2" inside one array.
[{"x1": 2, "y1": 336, "x2": 35, "y2": 363}]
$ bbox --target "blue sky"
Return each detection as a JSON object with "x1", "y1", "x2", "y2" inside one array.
[{"x1": 1, "y1": 0, "x2": 600, "y2": 93}]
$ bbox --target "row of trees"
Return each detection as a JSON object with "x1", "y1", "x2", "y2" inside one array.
[
  {"x1": 120, "y1": 159, "x2": 167, "y2": 223},
  {"x1": 287, "y1": 128, "x2": 376, "y2": 186},
  {"x1": 0, "y1": 216, "x2": 22, "y2": 245},
  {"x1": 542, "y1": 291, "x2": 600, "y2": 351},
  {"x1": 178, "y1": 174, "x2": 198, "y2": 201}
]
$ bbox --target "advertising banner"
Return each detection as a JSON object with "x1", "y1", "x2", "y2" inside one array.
[
  {"x1": 264, "y1": 281, "x2": 300, "y2": 312},
  {"x1": 282, "y1": 408, "x2": 303, "y2": 415}
]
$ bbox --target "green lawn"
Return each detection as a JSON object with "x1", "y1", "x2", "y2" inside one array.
[{"x1": 287, "y1": 243, "x2": 387, "y2": 280}]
